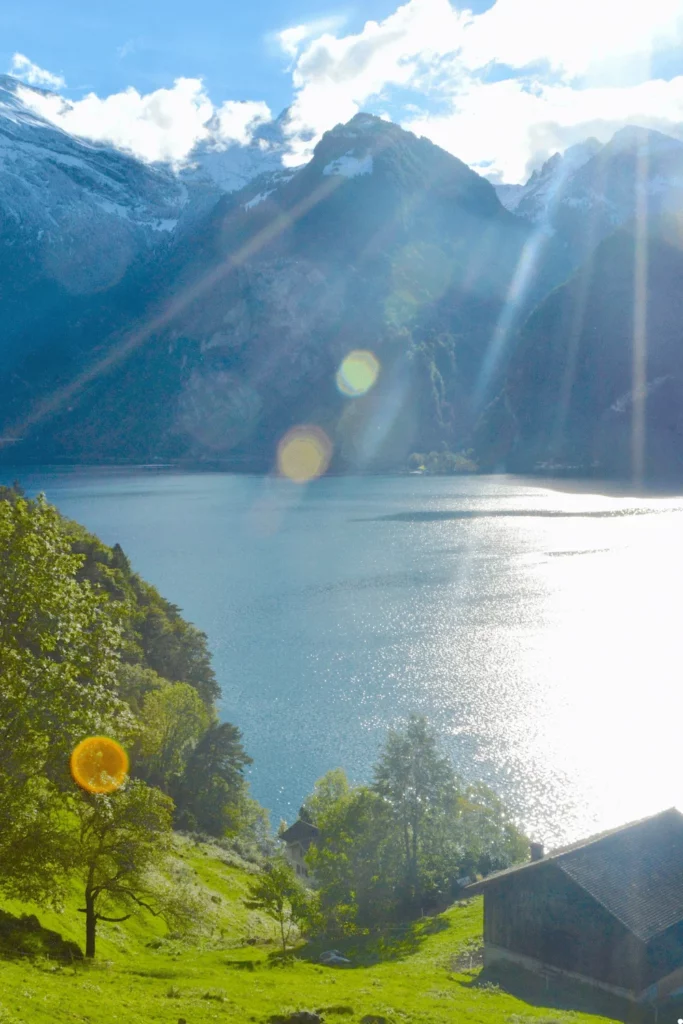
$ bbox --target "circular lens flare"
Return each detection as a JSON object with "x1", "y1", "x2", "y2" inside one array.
[
  {"x1": 336, "y1": 350, "x2": 380, "y2": 397},
  {"x1": 277, "y1": 426, "x2": 332, "y2": 483},
  {"x1": 70, "y1": 737, "x2": 129, "y2": 794}
]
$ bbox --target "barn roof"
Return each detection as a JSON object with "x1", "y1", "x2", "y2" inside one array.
[
  {"x1": 279, "y1": 820, "x2": 320, "y2": 844},
  {"x1": 466, "y1": 807, "x2": 683, "y2": 941}
]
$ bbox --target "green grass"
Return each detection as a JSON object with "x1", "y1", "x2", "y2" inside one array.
[{"x1": 0, "y1": 837, "x2": 620, "y2": 1024}]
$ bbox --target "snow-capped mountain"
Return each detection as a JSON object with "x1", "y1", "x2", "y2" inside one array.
[
  {"x1": 179, "y1": 108, "x2": 300, "y2": 196},
  {"x1": 4, "y1": 80, "x2": 683, "y2": 477},
  {"x1": 0, "y1": 112, "x2": 531, "y2": 467},
  {"x1": 497, "y1": 127, "x2": 683, "y2": 235},
  {"x1": 0, "y1": 74, "x2": 191, "y2": 297},
  {"x1": 495, "y1": 138, "x2": 604, "y2": 220}
]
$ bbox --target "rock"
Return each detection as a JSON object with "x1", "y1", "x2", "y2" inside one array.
[
  {"x1": 319, "y1": 949, "x2": 351, "y2": 965},
  {"x1": 269, "y1": 1014, "x2": 322, "y2": 1024}
]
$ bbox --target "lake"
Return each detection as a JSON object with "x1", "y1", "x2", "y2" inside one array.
[{"x1": 5, "y1": 467, "x2": 683, "y2": 846}]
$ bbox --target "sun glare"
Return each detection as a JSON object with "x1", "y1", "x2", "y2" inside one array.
[
  {"x1": 70, "y1": 736, "x2": 129, "y2": 794},
  {"x1": 277, "y1": 425, "x2": 332, "y2": 483},
  {"x1": 336, "y1": 350, "x2": 380, "y2": 397}
]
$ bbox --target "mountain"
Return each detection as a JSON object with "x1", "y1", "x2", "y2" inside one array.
[
  {"x1": 495, "y1": 138, "x2": 604, "y2": 218},
  {"x1": 496, "y1": 216, "x2": 683, "y2": 478},
  {"x1": 4, "y1": 88, "x2": 683, "y2": 478},
  {"x1": 0, "y1": 74, "x2": 199, "y2": 375},
  {"x1": 496, "y1": 127, "x2": 683, "y2": 279},
  {"x1": 0, "y1": 112, "x2": 532, "y2": 468},
  {"x1": 179, "y1": 107, "x2": 301, "y2": 196}
]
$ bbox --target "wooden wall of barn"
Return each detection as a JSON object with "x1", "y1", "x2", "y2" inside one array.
[
  {"x1": 483, "y1": 863, "x2": 645, "y2": 991},
  {"x1": 645, "y1": 919, "x2": 683, "y2": 987}
]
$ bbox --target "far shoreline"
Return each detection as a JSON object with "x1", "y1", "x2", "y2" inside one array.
[{"x1": 2, "y1": 462, "x2": 683, "y2": 500}]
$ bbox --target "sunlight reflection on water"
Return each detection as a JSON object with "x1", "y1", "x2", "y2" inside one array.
[{"x1": 7, "y1": 468, "x2": 683, "y2": 846}]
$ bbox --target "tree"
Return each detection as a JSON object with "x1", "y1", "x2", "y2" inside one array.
[
  {"x1": 299, "y1": 768, "x2": 350, "y2": 825},
  {"x1": 456, "y1": 782, "x2": 529, "y2": 878},
  {"x1": 304, "y1": 723, "x2": 528, "y2": 932},
  {"x1": 173, "y1": 721, "x2": 253, "y2": 836},
  {"x1": 72, "y1": 781, "x2": 175, "y2": 958},
  {"x1": 137, "y1": 605, "x2": 219, "y2": 707},
  {"x1": 244, "y1": 858, "x2": 310, "y2": 954},
  {"x1": 372, "y1": 716, "x2": 458, "y2": 903},
  {"x1": 0, "y1": 495, "x2": 129, "y2": 905},
  {"x1": 116, "y1": 663, "x2": 165, "y2": 718},
  {"x1": 307, "y1": 785, "x2": 398, "y2": 935},
  {"x1": 137, "y1": 682, "x2": 209, "y2": 789}
]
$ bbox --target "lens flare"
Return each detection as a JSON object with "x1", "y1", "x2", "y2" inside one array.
[
  {"x1": 336, "y1": 350, "x2": 380, "y2": 397},
  {"x1": 70, "y1": 737, "x2": 129, "y2": 794},
  {"x1": 277, "y1": 426, "x2": 332, "y2": 483}
]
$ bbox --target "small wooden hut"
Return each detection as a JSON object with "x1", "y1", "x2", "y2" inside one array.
[{"x1": 280, "y1": 819, "x2": 320, "y2": 880}]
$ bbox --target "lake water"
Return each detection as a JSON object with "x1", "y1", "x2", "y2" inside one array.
[{"x1": 6, "y1": 467, "x2": 683, "y2": 846}]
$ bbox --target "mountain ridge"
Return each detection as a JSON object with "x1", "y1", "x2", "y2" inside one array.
[{"x1": 3, "y1": 75, "x2": 683, "y2": 479}]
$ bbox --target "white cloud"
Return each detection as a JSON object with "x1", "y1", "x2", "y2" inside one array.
[
  {"x1": 9, "y1": 0, "x2": 683, "y2": 181},
  {"x1": 277, "y1": 16, "x2": 348, "y2": 60},
  {"x1": 283, "y1": 0, "x2": 470, "y2": 162},
  {"x1": 281, "y1": 0, "x2": 683, "y2": 177},
  {"x1": 8, "y1": 53, "x2": 65, "y2": 91},
  {"x1": 214, "y1": 99, "x2": 272, "y2": 146},
  {"x1": 20, "y1": 78, "x2": 272, "y2": 165},
  {"x1": 459, "y1": 0, "x2": 683, "y2": 80},
  {"x1": 405, "y1": 75, "x2": 683, "y2": 183}
]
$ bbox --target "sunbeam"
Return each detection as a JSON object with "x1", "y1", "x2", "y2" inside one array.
[
  {"x1": 632, "y1": 134, "x2": 650, "y2": 487},
  {"x1": 1, "y1": 165, "x2": 356, "y2": 446}
]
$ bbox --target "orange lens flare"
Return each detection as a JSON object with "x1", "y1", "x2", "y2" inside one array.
[
  {"x1": 277, "y1": 426, "x2": 332, "y2": 483},
  {"x1": 70, "y1": 736, "x2": 129, "y2": 794},
  {"x1": 336, "y1": 350, "x2": 380, "y2": 397}
]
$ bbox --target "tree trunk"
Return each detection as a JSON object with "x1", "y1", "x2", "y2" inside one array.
[
  {"x1": 279, "y1": 914, "x2": 287, "y2": 955},
  {"x1": 85, "y1": 892, "x2": 97, "y2": 959}
]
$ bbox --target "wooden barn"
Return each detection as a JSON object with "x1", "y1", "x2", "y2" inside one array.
[{"x1": 465, "y1": 808, "x2": 683, "y2": 1002}]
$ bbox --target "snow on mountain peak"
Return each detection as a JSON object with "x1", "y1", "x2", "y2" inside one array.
[
  {"x1": 179, "y1": 106, "x2": 304, "y2": 196},
  {"x1": 0, "y1": 73, "x2": 189, "y2": 295},
  {"x1": 323, "y1": 152, "x2": 374, "y2": 178}
]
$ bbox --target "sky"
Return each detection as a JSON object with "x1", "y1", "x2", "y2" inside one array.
[{"x1": 2, "y1": 0, "x2": 683, "y2": 183}]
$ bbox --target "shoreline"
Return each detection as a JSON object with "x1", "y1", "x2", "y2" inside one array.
[{"x1": 2, "y1": 463, "x2": 683, "y2": 499}]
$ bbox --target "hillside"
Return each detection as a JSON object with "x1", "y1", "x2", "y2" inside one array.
[
  {"x1": 0, "y1": 836, "x2": 619, "y2": 1024},
  {"x1": 499, "y1": 218, "x2": 683, "y2": 478},
  {"x1": 3, "y1": 67, "x2": 683, "y2": 478}
]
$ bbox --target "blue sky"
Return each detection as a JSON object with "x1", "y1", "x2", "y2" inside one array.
[
  {"x1": 0, "y1": 1, "x2": 495, "y2": 107},
  {"x1": 3, "y1": 0, "x2": 683, "y2": 182}
]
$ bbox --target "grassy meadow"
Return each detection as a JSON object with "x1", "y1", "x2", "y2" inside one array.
[{"x1": 0, "y1": 836, "x2": 620, "y2": 1024}]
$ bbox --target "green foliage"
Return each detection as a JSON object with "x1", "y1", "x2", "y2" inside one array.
[
  {"x1": 116, "y1": 662, "x2": 165, "y2": 718},
  {"x1": 307, "y1": 786, "x2": 399, "y2": 935},
  {"x1": 1, "y1": 487, "x2": 261, "y2": 845},
  {"x1": 304, "y1": 718, "x2": 528, "y2": 935},
  {"x1": 68, "y1": 522, "x2": 219, "y2": 708},
  {"x1": 0, "y1": 855, "x2": 618, "y2": 1024},
  {"x1": 373, "y1": 716, "x2": 461, "y2": 906},
  {"x1": 137, "y1": 682, "x2": 210, "y2": 789},
  {"x1": 65, "y1": 512, "x2": 255, "y2": 835},
  {"x1": 70, "y1": 781, "x2": 176, "y2": 957},
  {"x1": 299, "y1": 768, "x2": 351, "y2": 825},
  {"x1": 173, "y1": 722, "x2": 254, "y2": 838},
  {"x1": 0, "y1": 495, "x2": 130, "y2": 906},
  {"x1": 244, "y1": 858, "x2": 311, "y2": 953}
]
